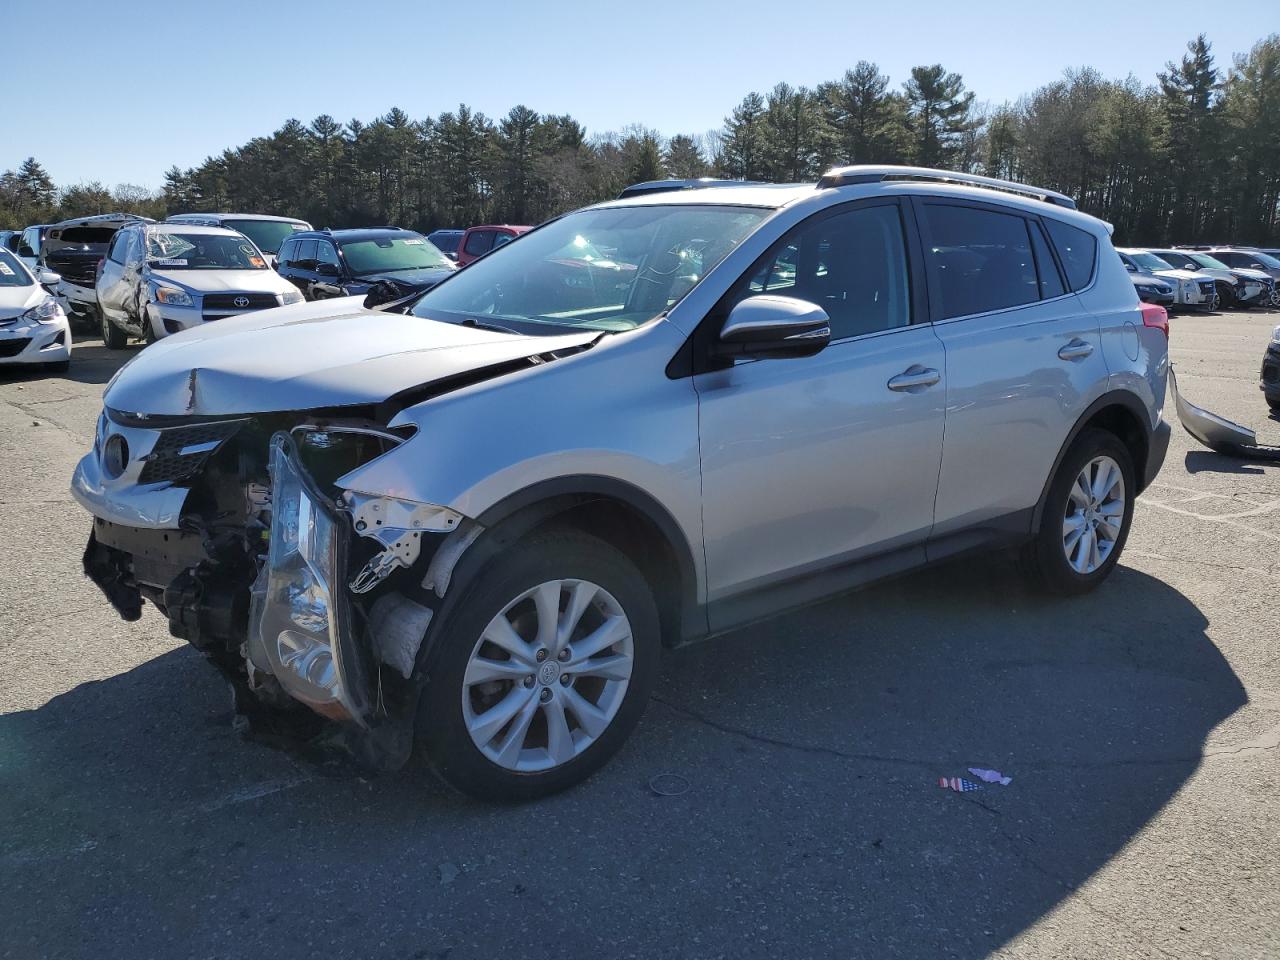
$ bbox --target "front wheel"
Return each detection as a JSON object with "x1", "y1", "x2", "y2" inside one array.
[
  {"x1": 417, "y1": 529, "x2": 660, "y2": 800},
  {"x1": 100, "y1": 311, "x2": 128, "y2": 349},
  {"x1": 1216, "y1": 281, "x2": 1237, "y2": 310},
  {"x1": 1021, "y1": 429, "x2": 1135, "y2": 595}
]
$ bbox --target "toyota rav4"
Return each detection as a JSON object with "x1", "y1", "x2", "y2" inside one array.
[{"x1": 72, "y1": 166, "x2": 1170, "y2": 799}]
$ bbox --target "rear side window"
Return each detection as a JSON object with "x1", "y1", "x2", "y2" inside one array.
[
  {"x1": 295, "y1": 239, "x2": 318, "y2": 268},
  {"x1": 1043, "y1": 219, "x2": 1097, "y2": 291},
  {"x1": 1028, "y1": 222, "x2": 1066, "y2": 299},
  {"x1": 738, "y1": 203, "x2": 911, "y2": 340},
  {"x1": 922, "y1": 204, "x2": 1039, "y2": 319},
  {"x1": 463, "y1": 230, "x2": 493, "y2": 256}
]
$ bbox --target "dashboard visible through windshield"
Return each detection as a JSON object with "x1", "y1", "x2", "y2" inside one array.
[{"x1": 410, "y1": 205, "x2": 769, "y2": 335}]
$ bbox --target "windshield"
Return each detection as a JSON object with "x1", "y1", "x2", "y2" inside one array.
[
  {"x1": 226, "y1": 219, "x2": 307, "y2": 255},
  {"x1": 1129, "y1": 251, "x2": 1173, "y2": 271},
  {"x1": 410, "y1": 204, "x2": 769, "y2": 334},
  {"x1": 146, "y1": 232, "x2": 267, "y2": 270},
  {"x1": 340, "y1": 235, "x2": 452, "y2": 275},
  {"x1": 1250, "y1": 251, "x2": 1280, "y2": 269},
  {"x1": 0, "y1": 249, "x2": 32, "y2": 286},
  {"x1": 1190, "y1": 253, "x2": 1230, "y2": 271}
]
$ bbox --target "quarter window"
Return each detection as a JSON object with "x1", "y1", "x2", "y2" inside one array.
[
  {"x1": 738, "y1": 203, "x2": 911, "y2": 340},
  {"x1": 1043, "y1": 218, "x2": 1097, "y2": 291},
  {"x1": 922, "y1": 204, "x2": 1038, "y2": 319},
  {"x1": 278, "y1": 238, "x2": 296, "y2": 266},
  {"x1": 107, "y1": 231, "x2": 129, "y2": 264}
]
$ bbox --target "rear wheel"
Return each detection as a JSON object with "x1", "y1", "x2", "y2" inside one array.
[
  {"x1": 417, "y1": 528, "x2": 660, "y2": 800},
  {"x1": 100, "y1": 311, "x2": 128, "y2": 350},
  {"x1": 1021, "y1": 429, "x2": 1135, "y2": 595}
]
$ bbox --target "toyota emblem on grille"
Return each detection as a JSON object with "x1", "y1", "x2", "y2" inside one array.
[{"x1": 233, "y1": 296, "x2": 250, "y2": 308}]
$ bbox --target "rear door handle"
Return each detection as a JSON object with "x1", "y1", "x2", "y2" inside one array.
[
  {"x1": 1058, "y1": 338, "x2": 1094, "y2": 361},
  {"x1": 887, "y1": 366, "x2": 941, "y2": 392}
]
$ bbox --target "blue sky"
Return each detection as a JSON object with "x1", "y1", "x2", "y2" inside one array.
[{"x1": 6, "y1": 1, "x2": 1276, "y2": 189}]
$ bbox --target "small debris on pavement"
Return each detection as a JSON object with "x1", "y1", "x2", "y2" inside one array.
[
  {"x1": 967, "y1": 767, "x2": 1013, "y2": 785},
  {"x1": 649, "y1": 773, "x2": 690, "y2": 797},
  {"x1": 938, "y1": 777, "x2": 984, "y2": 793},
  {"x1": 438, "y1": 862, "x2": 460, "y2": 886}
]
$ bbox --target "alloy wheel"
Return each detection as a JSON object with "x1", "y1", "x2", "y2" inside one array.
[
  {"x1": 1062, "y1": 455, "x2": 1126, "y2": 575},
  {"x1": 462, "y1": 578, "x2": 634, "y2": 772}
]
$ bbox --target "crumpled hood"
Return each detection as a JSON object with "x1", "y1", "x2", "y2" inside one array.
[
  {"x1": 146, "y1": 268, "x2": 295, "y2": 296},
  {"x1": 104, "y1": 297, "x2": 598, "y2": 416}
]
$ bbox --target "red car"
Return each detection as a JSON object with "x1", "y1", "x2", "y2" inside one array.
[{"x1": 456, "y1": 224, "x2": 530, "y2": 266}]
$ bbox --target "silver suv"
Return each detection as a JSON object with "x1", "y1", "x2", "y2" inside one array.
[{"x1": 72, "y1": 166, "x2": 1170, "y2": 799}]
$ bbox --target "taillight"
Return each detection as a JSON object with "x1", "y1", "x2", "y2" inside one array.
[{"x1": 1140, "y1": 302, "x2": 1169, "y2": 339}]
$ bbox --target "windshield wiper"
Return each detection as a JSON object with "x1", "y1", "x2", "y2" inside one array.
[{"x1": 459, "y1": 318, "x2": 522, "y2": 335}]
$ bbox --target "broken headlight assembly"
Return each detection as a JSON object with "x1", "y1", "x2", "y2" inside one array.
[{"x1": 247, "y1": 433, "x2": 372, "y2": 724}]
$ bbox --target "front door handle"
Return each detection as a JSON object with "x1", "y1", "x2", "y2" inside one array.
[
  {"x1": 1058, "y1": 338, "x2": 1094, "y2": 361},
  {"x1": 887, "y1": 366, "x2": 941, "y2": 392}
]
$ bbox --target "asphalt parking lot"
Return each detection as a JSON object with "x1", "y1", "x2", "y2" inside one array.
[{"x1": 2, "y1": 310, "x2": 1278, "y2": 960}]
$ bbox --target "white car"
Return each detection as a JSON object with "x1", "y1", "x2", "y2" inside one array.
[
  {"x1": 1115, "y1": 248, "x2": 1218, "y2": 310},
  {"x1": 96, "y1": 222, "x2": 304, "y2": 347},
  {"x1": 1147, "y1": 249, "x2": 1270, "y2": 308},
  {"x1": 0, "y1": 248, "x2": 71, "y2": 371}
]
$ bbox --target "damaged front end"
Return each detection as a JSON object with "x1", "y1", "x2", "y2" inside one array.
[{"x1": 78, "y1": 414, "x2": 481, "y2": 768}]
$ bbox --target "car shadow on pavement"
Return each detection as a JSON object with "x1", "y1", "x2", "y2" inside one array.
[
  {"x1": 1183, "y1": 449, "x2": 1271, "y2": 475},
  {"x1": 0, "y1": 559, "x2": 1243, "y2": 959},
  {"x1": 0, "y1": 341, "x2": 139, "y2": 389}
]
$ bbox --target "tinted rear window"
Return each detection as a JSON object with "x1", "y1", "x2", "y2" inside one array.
[
  {"x1": 463, "y1": 231, "x2": 493, "y2": 256},
  {"x1": 1043, "y1": 219, "x2": 1097, "y2": 291},
  {"x1": 54, "y1": 227, "x2": 118, "y2": 246},
  {"x1": 922, "y1": 204, "x2": 1040, "y2": 319}
]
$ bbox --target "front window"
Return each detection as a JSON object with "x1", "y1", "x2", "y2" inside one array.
[
  {"x1": 339, "y1": 235, "x2": 453, "y2": 276},
  {"x1": 1190, "y1": 253, "x2": 1230, "y2": 271},
  {"x1": 1129, "y1": 251, "x2": 1174, "y2": 272},
  {"x1": 411, "y1": 204, "x2": 769, "y2": 334},
  {"x1": 146, "y1": 232, "x2": 267, "y2": 269},
  {"x1": 0, "y1": 249, "x2": 32, "y2": 286},
  {"x1": 225, "y1": 219, "x2": 308, "y2": 255},
  {"x1": 1249, "y1": 251, "x2": 1280, "y2": 270}
]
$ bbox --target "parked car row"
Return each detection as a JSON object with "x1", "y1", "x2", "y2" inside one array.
[{"x1": 1117, "y1": 245, "x2": 1280, "y2": 311}]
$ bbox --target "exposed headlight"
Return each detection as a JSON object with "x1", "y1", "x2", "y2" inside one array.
[
  {"x1": 247, "y1": 434, "x2": 365, "y2": 724},
  {"x1": 20, "y1": 296, "x2": 63, "y2": 325},
  {"x1": 154, "y1": 286, "x2": 193, "y2": 306},
  {"x1": 281, "y1": 290, "x2": 303, "y2": 305}
]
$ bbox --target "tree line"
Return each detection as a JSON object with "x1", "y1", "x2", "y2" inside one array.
[{"x1": 2, "y1": 33, "x2": 1277, "y2": 244}]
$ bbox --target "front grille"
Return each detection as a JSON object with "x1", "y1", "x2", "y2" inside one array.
[
  {"x1": 45, "y1": 252, "x2": 99, "y2": 287},
  {"x1": 137, "y1": 420, "x2": 244, "y2": 485},
  {"x1": 202, "y1": 293, "x2": 278, "y2": 311},
  {"x1": 0, "y1": 338, "x2": 31, "y2": 358},
  {"x1": 1198, "y1": 280, "x2": 1215, "y2": 295}
]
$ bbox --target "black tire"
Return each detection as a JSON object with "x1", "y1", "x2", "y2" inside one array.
[
  {"x1": 139, "y1": 303, "x2": 158, "y2": 345},
  {"x1": 1267, "y1": 397, "x2": 1280, "y2": 413},
  {"x1": 100, "y1": 311, "x2": 128, "y2": 349},
  {"x1": 417, "y1": 528, "x2": 660, "y2": 801},
  {"x1": 1020, "y1": 428, "x2": 1135, "y2": 596},
  {"x1": 1216, "y1": 281, "x2": 1237, "y2": 310}
]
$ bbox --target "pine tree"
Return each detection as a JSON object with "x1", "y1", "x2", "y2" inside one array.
[{"x1": 903, "y1": 65, "x2": 977, "y2": 167}]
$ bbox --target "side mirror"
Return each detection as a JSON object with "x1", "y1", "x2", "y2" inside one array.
[
  {"x1": 37, "y1": 269, "x2": 61, "y2": 289},
  {"x1": 316, "y1": 262, "x2": 340, "y2": 277},
  {"x1": 715, "y1": 295, "x2": 831, "y2": 360},
  {"x1": 1124, "y1": 263, "x2": 1136, "y2": 272}
]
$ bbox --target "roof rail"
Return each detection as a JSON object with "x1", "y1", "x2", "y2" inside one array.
[{"x1": 817, "y1": 165, "x2": 1077, "y2": 210}]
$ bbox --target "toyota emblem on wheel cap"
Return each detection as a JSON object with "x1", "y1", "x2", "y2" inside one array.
[{"x1": 233, "y1": 296, "x2": 250, "y2": 308}]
